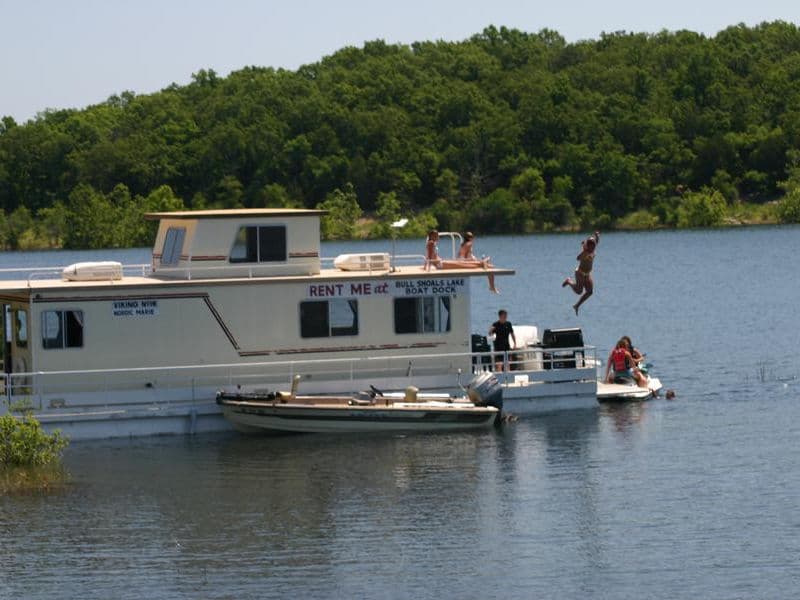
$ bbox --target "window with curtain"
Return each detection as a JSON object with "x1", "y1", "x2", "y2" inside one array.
[
  {"x1": 42, "y1": 310, "x2": 84, "y2": 349},
  {"x1": 300, "y1": 299, "x2": 359, "y2": 338},
  {"x1": 14, "y1": 309, "x2": 28, "y2": 348},
  {"x1": 393, "y1": 296, "x2": 451, "y2": 334}
]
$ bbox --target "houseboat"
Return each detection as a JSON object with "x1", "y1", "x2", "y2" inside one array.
[{"x1": 0, "y1": 209, "x2": 597, "y2": 439}]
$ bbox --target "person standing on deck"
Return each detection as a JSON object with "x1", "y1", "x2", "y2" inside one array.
[{"x1": 489, "y1": 309, "x2": 516, "y2": 372}]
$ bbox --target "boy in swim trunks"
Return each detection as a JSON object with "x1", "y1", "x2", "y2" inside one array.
[{"x1": 562, "y1": 231, "x2": 599, "y2": 315}]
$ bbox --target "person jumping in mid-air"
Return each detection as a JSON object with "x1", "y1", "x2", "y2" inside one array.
[{"x1": 562, "y1": 231, "x2": 599, "y2": 315}]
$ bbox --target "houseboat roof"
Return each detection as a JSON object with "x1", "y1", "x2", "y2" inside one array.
[
  {"x1": 0, "y1": 265, "x2": 516, "y2": 295},
  {"x1": 144, "y1": 208, "x2": 328, "y2": 220}
]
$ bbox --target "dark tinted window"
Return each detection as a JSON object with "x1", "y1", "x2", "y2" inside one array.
[
  {"x1": 300, "y1": 301, "x2": 328, "y2": 338},
  {"x1": 258, "y1": 226, "x2": 287, "y2": 262},
  {"x1": 393, "y1": 297, "x2": 451, "y2": 334},
  {"x1": 42, "y1": 310, "x2": 84, "y2": 349},
  {"x1": 230, "y1": 226, "x2": 286, "y2": 263},
  {"x1": 300, "y1": 300, "x2": 359, "y2": 338},
  {"x1": 393, "y1": 298, "x2": 418, "y2": 334}
]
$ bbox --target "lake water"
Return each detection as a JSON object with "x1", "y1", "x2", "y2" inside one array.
[{"x1": 1, "y1": 227, "x2": 800, "y2": 599}]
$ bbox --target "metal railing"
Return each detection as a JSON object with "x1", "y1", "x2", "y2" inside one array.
[
  {"x1": 0, "y1": 250, "x2": 454, "y2": 286},
  {"x1": 0, "y1": 264, "x2": 151, "y2": 284},
  {"x1": 0, "y1": 345, "x2": 596, "y2": 410}
]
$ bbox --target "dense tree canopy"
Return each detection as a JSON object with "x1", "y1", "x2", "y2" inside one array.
[{"x1": 3, "y1": 22, "x2": 800, "y2": 247}]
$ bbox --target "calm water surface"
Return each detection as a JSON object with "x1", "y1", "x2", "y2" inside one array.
[{"x1": 1, "y1": 228, "x2": 799, "y2": 599}]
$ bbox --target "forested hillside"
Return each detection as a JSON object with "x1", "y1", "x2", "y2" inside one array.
[{"x1": 3, "y1": 22, "x2": 800, "y2": 248}]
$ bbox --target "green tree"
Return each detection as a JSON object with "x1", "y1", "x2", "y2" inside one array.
[
  {"x1": 124, "y1": 185, "x2": 186, "y2": 246},
  {"x1": 616, "y1": 209, "x2": 661, "y2": 229},
  {"x1": 64, "y1": 184, "x2": 117, "y2": 249},
  {"x1": 676, "y1": 189, "x2": 727, "y2": 227},
  {"x1": 2, "y1": 22, "x2": 800, "y2": 240},
  {"x1": 0, "y1": 414, "x2": 68, "y2": 467},
  {"x1": 0, "y1": 210, "x2": 8, "y2": 249},
  {"x1": 214, "y1": 175, "x2": 244, "y2": 209},
  {"x1": 510, "y1": 167, "x2": 546, "y2": 207},
  {"x1": 317, "y1": 183, "x2": 363, "y2": 239},
  {"x1": 7, "y1": 206, "x2": 35, "y2": 249},
  {"x1": 776, "y1": 168, "x2": 800, "y2": 223},
  {"x1": 37, "y1": 201, "x2": 69, "y2": 247},
  {"x1": 434, "y1": 168, "x2": 460, "y2": 203},
  {"x1": 255, "y1": 183, "x2": 300, "y2": 208},
  {"x1": 466, "y1": 188, "x2": 529, "y2": 233},
  {"x1": 775, "y1": 189, "x2": 800, "y2": 223},
  {"x1": 370, "y1": 191, "x2": 401, "y2": 238}
]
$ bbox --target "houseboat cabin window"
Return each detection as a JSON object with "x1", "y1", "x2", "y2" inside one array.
[
  {"x1": 161, "y1": 227, "x2": 186, "y2": 266},
  {"x1": 14, "y1": 309, "x2": 28, "y2": 348},
  {"x1": 300, "y1": 299, "x2": 359, "y2": 338},
  {"x1": 42, "y1": 310, "x2": 84, "y2": 349},
  {"x1": 230, "y1": 225, "x2": 286, "y2": 263},
  {"x1": 394, "y1": 296, "x2": 451, "y2": 334}
]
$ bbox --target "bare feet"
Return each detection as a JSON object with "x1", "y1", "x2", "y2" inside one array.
[
  {"x1": 562, "y1": 278, "x2": 570, "y2": 288},
  {"x1": 490, "y1": 287, "x2": 500, "y2": 294},
  {"x1": 573, "y1": 303, "x2": 579, "y2": 315}
]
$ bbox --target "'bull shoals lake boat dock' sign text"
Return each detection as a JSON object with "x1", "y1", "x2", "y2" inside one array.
[
  {"x1": 307, "y1": 278, "x2": 467, "y2": 298},
  {"x1": 112, "y1": 299, "x2": 159, "y2": 317}
]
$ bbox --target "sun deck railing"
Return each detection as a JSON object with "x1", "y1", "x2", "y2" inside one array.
[
  {"x1": 0, "y1": 252, "x2": 472, "y2": 285},
  {"x1": 0, "y1": 264, "x2": 151, "y2": 284},
  {"x1": 0, "y1": 346, "x2": 596, "y2": 410}
]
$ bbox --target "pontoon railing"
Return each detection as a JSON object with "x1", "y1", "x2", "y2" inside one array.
[
  {"x1": 0, "y1": 249, "x2": 475, "y2": 286},
  {"x1": 0, "y1": 345, "x2": 596, "y2": 410}
]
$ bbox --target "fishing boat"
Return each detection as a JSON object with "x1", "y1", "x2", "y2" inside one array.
[
  {"x1": 217, "y1": 372, "x2": 502, "y2": 433},
  {"x1": 0, "y1": 208, "x2": 598, "y2": 439}
]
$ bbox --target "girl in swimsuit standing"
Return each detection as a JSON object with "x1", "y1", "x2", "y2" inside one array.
[{"x1": 562, "y1": 231, "x2": 599, "y2": 315}]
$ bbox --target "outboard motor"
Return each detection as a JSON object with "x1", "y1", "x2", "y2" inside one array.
[{"x1": 466, "y1": 371, "x2": 503, "y2": 411}]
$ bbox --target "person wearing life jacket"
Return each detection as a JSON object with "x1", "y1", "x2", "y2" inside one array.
[
  {"x1": 621, "y1": 335, "x2": 644, "y2": 365},
  {"x1": 604, "y1": 339, "x2": 647, "y2": 388}
]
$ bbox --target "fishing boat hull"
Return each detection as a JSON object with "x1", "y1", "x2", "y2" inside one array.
[{"x1": 218, "y1": 399, "x2": 499, "y2": 433}]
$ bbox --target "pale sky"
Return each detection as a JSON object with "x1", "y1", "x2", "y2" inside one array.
[{"x1": 2, "y1": 0, "x2": 799, "y2": 122}]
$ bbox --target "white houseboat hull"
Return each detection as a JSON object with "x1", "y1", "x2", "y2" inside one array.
[{"x1": 5, "y1": 359, "x2": 597, "y2": 439}]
